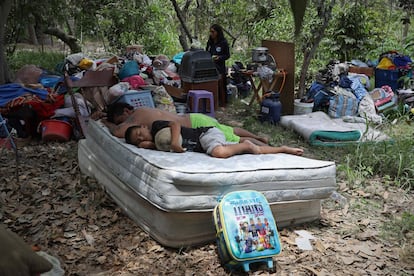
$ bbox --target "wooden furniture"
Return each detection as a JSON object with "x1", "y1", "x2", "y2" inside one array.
[
  {"x1": 348, "y1": 66, "x2": 374, "y2": 77},
  {"x1": 243, "y1": 69, "x2": 287, "y2": 106},
  {"x1": 262, "y1": 40, "x2": 295, "y2": 115},
  {"x1": 64, "y1": 68, "x2": 118, "y2": 138}
]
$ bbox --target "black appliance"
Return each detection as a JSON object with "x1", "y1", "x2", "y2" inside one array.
[{"x1": 179, "y1": 50, "x2": 219, "y2": 83}]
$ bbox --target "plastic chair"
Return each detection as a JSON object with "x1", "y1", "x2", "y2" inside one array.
[
  {"x1": 0, "y1": 114, "x2": 19, "y2": 182},
  {"x1": 187, "y1": 90, "x2": 215, "y2": 117}
]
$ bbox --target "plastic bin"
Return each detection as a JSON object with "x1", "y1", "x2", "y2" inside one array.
[
  {"x1": 114, "y1": 90, "x2": 155, "y2": 109},
  {"x1": 375, "y1": 69, "x2": 401, "y2": 91}
]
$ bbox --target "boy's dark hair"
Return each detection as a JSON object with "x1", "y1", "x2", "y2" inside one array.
[
  {"x1": 125, "y1": 125, "x2": 141, "y2": 144},
  {"x1": 106, "y1": 102, "x2": 133, "y2": 123}
]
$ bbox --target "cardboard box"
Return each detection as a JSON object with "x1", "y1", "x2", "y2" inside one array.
[
  {"x1": 348, "y1": 66, "x2": 374, "y2": 77},
  {"x1": 163, "y1": 84, "x2": 186, "y2": 100}
]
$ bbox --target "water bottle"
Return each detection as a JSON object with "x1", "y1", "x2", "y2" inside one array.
[{"x1": 259, "y1": 91, "x2": 282, "y2": 124}]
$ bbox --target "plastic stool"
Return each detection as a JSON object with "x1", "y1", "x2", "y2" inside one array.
[{"x1": 187, "y1": 90, "x2": 215, "y2": 117}]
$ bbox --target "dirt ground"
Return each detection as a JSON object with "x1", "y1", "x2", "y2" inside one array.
[{"x1": 0, "y1": 109, "x2": 413, "y2": 275}]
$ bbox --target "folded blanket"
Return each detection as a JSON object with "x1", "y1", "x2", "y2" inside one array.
[
  {"x1": 0, "y1": 83, "x2": 48, "y2": 107},
  {"x1": 280, "y1": 111, "x2": 390, "y2": 146}
]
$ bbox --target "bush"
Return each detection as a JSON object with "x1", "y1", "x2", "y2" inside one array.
[{"x1": 7, "y1": 50, "x2": 65, "y2": 75}]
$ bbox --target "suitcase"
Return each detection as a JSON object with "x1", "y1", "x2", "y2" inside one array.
[{"x1": 213, "y1": 190, "x2": 282, "y2": 272}]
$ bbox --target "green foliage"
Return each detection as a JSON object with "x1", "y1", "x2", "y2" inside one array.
[
  {"x1": 7, "y1": 50, "x2": 65, "y2": 74},
  {"x1": 228, "y1": 95, "x2": 414, "y2": 191},
  {"x1": 248, "y1": 1, "x2": 295, "y2": 45},
  {"x1": 97, "y1": 1, "x2": 181, "y2": 57},
  {"x1": 381, "y1": 211, "x2": 414, "y2": 241},
  {"x1": 327, "y1": 4, "x2": 372, "y2": 61},
  {"x1": 338, "y1": 118, "x2": 414, "y2": 190}
]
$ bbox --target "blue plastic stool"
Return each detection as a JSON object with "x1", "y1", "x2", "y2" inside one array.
[{"x1": 187, "y1": 90, "x2": 215, "y2": 117}]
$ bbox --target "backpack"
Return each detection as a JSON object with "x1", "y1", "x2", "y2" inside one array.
[{"x1": 213, "y1": 190, "x2": 282, "y2": 272}]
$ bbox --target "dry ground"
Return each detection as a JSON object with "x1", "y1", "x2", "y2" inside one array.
[{"x1": 0, "y1": 108, "x2": 413, "y2": 275}]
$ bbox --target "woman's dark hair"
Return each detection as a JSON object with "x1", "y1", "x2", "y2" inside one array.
[
  {"x1": 125, "y1": 125, "x2": 141, "y2": 144},
  {"x1": 106, "y1": 102, "x2": 133, "y2": 123},
  {"x1": 209, "y1": 24, "x2": 225, "y2": 43}
]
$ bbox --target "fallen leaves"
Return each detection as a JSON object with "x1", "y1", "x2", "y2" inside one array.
[{"x1": 0, "y1": 140, "x2": 412, "y2": 275}]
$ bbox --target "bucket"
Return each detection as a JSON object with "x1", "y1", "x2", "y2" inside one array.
[
  {"x1": 294, "y1": 99, "x2": 314, "y2": 115},
  {"x1": 39, "y1": 119, "x2": 72, "y2": 142}
]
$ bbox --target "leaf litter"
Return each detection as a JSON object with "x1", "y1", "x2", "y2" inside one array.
[{"x1": 0, "y1": 121, "x2": 413, "y2": 275}]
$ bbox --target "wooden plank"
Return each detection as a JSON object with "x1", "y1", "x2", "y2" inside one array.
[{"x1": 262, "y1": 40, "x2": 295, "y2": 115}]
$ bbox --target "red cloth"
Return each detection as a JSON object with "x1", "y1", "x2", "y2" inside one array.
[
  {"x1": 28, "y1": 94, "x2": 65, "y2": 120},
  {"x1": 121, "y1": 75, "x2": 146, "y2": 89}
]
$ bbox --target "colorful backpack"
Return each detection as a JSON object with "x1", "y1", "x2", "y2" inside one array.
[{"x1": 213, "y1": 190, "x2": 282, "y2": 272}]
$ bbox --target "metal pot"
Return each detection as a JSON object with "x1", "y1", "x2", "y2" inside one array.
[{"x1": 252, "y1": 47, "x2": 269, "y2": 63}]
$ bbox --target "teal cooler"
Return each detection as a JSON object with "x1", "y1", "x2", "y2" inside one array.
[{"x1": 375, "y1": 68, "x2": 401, "y2": 91}]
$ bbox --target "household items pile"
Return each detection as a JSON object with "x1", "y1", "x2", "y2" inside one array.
[
  {"x1": 1, "y1": 45, "x2": 217, "y2": 143},
  {"x1": 301, "y1": 52, "x2": 412, "y2": 124}
]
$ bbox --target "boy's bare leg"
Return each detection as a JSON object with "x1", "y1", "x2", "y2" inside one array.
[
  {"x1": 257, "y1": 145, "x2": 304, "y2": 156},
  {"x1": 210, "y1": 140, "x2": 260, "y2": 158},
  {"x1": 233, "y1": 127, "x2": 269, "y2": 144},
  {"x1": 239, "y1": 137, "x2": 267, "y2": 146}
]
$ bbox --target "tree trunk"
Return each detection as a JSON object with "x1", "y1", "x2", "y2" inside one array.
[
  {"x1": 289, "y1": 0, "x2": 308, "y2": 36},
  {"x1": 297, "y1": 0, "x2": 335, "y2": 99},
  {"x1": 0, "y1": 0, "x2": 12, "y2": 84},
  {"x1": 43, "y1": 27, "x2": 81, "y2": 54},
  {"x1": 402, "y1": 12, "x2": 410, "y2": 46},
  {"x1": 28, "y1": 23, "x2": 39, "y2": 45},
  {"x1": 170, "y1": 0, "x2": 193, "y2": 50}
]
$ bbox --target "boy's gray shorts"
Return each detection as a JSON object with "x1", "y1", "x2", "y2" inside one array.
[{"x1": 199, "y1": 127, "x2": 236, "y2": 155}]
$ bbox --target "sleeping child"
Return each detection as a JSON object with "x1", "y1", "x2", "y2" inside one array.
[{"x1": 124, "y1": 120, "x2": 303, "y2": 159}]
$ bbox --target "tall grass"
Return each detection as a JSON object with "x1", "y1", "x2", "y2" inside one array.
[
  {"x1": 233, "y1": 99, "x2": 414, "y2": 190},
  {"x1": 7, "y1": 50, "x2": 66, "y2": 75}
]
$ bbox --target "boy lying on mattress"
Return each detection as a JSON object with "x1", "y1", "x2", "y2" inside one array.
[
  {"x1": 102, "y1": 103, "x2": 269, "y2": 145},
  {"x1": 124, "y1": 120, "x2": 304, "y2": 159}
]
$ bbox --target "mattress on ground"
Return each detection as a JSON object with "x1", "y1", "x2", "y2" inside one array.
[
  {"x1": 78, "y1": 120, "x2": 337, "y2": 247},
  {"x1": 83, "y1": 120, "x2": 336, "y2": 211},
  {"x1": 280, "y1": 111, "x2": 391, "y2": 146}
]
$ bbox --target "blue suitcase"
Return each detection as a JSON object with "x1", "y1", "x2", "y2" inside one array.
[{"x1": 213, "y1": 190, "x2": 282, "y2": 272}]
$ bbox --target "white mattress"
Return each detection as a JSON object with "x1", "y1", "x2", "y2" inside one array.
[{"x1": 78, "y1": 120, "x2": 337, "y2": 247}]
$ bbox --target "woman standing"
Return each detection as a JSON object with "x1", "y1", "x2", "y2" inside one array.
[{"x1": 206, "y1": 24, "x2": 230, "y2": 107}]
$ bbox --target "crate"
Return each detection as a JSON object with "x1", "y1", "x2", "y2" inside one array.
[
  {"x1": 114, "y1": 90, "x2": 155, "y2": 109},
  {"x1": 375, "y1": 69, "x2": 402, "y2": 92}
]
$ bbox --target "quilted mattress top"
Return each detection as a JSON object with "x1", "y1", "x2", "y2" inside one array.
[{"x1": 80, "y1": 120, "x2": 337, "y2": 211}]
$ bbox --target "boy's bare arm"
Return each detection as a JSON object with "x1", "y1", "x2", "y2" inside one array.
[
  {"x1": 101, "y1": 119, "x2": 126, "y2": 138},
  {"x1": 101, "y1": 117, "x2": 137, "y2": 138},
  {"x1": 168, "y1": 121, "x2": 185, "y2": 153},
  {"x1": 138, "y1": 141, "x2": 156, "y2": 149}
]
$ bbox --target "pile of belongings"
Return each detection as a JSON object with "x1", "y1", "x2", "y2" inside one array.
[
  {"x1": 376, "y1": 50, "x2": 412, "y2": 71},
  {"x1": 0, "y1": 65, "x2": 65, "y2": 139},
  {"x1": 301, "y1": 56, "x2": 412, "y2": 125},
  {"x1": 0, "y1": 46, "x2": 184, "y2": 142},
  {"x1": 228, "y1": 61, "x2": 251, "y2": 98}
]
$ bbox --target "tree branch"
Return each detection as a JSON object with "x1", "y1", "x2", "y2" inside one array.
[
  {"x1": 43, "y1": 27, "x2": 81, "y2": 53},
  {"x1": 170, "y1": 0, "x2": 193, "y2": 44}
]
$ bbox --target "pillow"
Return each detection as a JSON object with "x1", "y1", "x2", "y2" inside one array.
[{"x1": 0, "y1": 224, "x2": 52, "y2": 275}]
